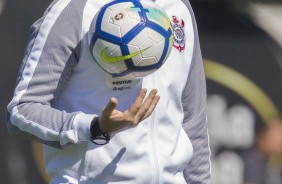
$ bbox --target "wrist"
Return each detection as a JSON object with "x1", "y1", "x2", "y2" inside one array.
[{"x1": 90, "y1": 116, "x2": 111, "y2": 145}]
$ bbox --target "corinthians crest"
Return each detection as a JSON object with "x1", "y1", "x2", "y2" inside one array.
[{"x1": 171, "y1": 16, "x2": 185, "y2": 53}]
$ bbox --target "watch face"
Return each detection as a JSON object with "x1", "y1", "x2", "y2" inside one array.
[{"x1": 92, "y1": 135, "x2": 110, "y2": 145}]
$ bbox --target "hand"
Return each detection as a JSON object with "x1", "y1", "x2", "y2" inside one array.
[{"x1": 98, "y1": 88, "x2": 160, "y2": 134}]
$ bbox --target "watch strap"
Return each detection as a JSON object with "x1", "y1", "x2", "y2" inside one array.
[{"x1": 90, "y1": 116, "x2": 111, "y2": 145}]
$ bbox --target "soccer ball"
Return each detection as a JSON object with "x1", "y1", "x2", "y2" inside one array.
[{"x1": 88, "y1": 0, "x2": 174, "y2": 79}]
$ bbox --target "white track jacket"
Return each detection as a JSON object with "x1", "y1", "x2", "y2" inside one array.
[{"x1": 7, "y1": 0, "x2": 211, "y2": 183}]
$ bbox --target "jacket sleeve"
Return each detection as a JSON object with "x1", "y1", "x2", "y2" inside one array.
[
  {"x1": 182, "y1": 1, "x2": 211, "y2": 183},
  {"x1": 6, "y1": 0, "x2": 94, "y2": 149}
]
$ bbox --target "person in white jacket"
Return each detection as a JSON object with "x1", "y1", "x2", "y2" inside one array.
[{"x1": 7, "y1": 0, "x2": 211, "y2": 183}]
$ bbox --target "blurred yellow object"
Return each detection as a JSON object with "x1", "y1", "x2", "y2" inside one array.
[
  {"x1": 32, "y1": 142, "x2": 50, "y2": 183},
  {"x1": 204, "y1": 59, "x2": 280, "y2": 124}
]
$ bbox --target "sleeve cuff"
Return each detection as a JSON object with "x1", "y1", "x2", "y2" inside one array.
[{"x1": 72, "y1": 113, "x2": 96, "y2": 142}]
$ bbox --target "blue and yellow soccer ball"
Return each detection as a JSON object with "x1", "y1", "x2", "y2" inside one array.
[{"x1": 88, "y1": 0, "x2": 174, "y2": 79}]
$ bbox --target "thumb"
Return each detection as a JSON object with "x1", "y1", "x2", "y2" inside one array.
[{"x1": 102, "y1": 97, "x2": 118, "y2": 117}]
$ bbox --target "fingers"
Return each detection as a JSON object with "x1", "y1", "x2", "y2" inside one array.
[
  {"x1": 98, "y1": 89, "x2": 159, "y2": 134},
  {"x1": 129, "y1": 88, "x2": 147, "y2": 115},
  {"x1": 135, "y1": 89, "x2": 160, "y2": 122},
  {"x1": 143, "y1": 94, "x2": 160, "y2": 119},
  {"x1": 102, "y1": 97, "x2": 118, "y2": 117}
]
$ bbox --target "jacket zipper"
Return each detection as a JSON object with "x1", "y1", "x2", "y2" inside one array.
[
  {"x1": 150, "y1": 73, "x2": 159, "y2": 184},
  {"x1": 150, "y1": 120, "x2": 160, "y2": 184}
]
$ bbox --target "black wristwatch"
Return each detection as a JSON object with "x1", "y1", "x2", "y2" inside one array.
[{"x1": 90, "y1": 116, "x2": 111, "y2": 145}]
